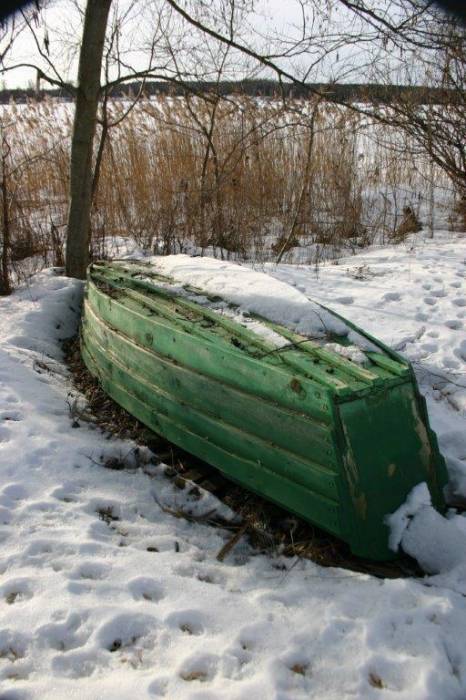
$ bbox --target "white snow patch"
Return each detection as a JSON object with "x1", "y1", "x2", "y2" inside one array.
[
  {"x1": 222, "y1": 309, "x2": 289, "y2": 347},
  {"x1": 386, "y1": 482, "x2": 432, "y2": 551},
  {"x1": 324, "y1": 342, "x2": 368, "y2": 365},
  {"x1": 0, "y1": 232, "x2": 466, "y2": 698},
  {"x1": 133, "y1": 274, "x2": 290, "y2": 348},
  {"x1": 387, "y1": 484, "x2": 466, "y2": 594},
  {"x1": 401, "y1": 507, "x2": 466, "y2": 578},
  {"x1": 150, "y1": 254, "x2": 377, "y2": 350}
]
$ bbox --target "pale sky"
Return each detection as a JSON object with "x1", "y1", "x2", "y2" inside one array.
[{"x1": 0, "y1": 0, "x2": 410, "y2": 89}]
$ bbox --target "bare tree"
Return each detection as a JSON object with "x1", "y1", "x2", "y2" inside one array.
[
  {"x1": 1, "y1": 0, "x2": 464, "y2": 282},
  {"x1": 1, "y1": 0, "x2": 165, "y2": 278},
  {"x1": 332, "y1": 1, "x2": 466, "y2": 193},
  {"x1": 65, "y1": 0, "x2": 112, "y2": 279},
  {"x1": 166, "y1": 0, "x2": 466, "y2": 194}
]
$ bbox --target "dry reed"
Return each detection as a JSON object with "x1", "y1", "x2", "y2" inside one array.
[{"x1": 0, "y1": 94, "x2": 457, "y2": 289}]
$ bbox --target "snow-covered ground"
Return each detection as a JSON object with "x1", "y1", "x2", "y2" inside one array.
[{"x1": 0, "y1": 232, "x2": 465, "y2": 699}]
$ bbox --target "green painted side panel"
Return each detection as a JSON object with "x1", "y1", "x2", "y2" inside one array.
[
  {"x1": 86, "y1": 281, "x2": 334, "y2": 422},
  {"x1": 83, "y1": 330, "x2": 340, "y2": 501},
  {"x1": 81, "y1": 341, "x2": 342, "y2": 536},
  {"x1": 82, "y1": 301, "x2": 339, "y2": 469},
  {"x1": 336, "y1": 383, "x2": 448, "y2": 559},
  {"x1": 92, "y1": 262, "x2": 403, "y2": 395},
  {"x1": 81, "y1": 262, "x2": 449, "y2": 560}
]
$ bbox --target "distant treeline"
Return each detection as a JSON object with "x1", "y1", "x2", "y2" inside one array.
[{"x1": 0, "y1": 79, "x2": 457, "y2": 105}]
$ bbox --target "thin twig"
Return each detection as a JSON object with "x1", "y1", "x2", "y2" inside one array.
[{"x1": 216, "y1": 521, "x2": 249, "y2": 562}]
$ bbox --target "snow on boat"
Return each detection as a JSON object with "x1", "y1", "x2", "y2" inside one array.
[{"x1": 80, "y1": 259, "x2": 448, "y2": 560}]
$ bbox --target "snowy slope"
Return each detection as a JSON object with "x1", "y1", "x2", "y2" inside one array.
[{"x1": 0, "y1": 236, "x2": 465, "y2": 699}]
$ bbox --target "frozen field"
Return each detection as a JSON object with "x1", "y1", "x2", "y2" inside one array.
[{"x1": 0, "y1": 231, "x2": 465, "y2": 699}]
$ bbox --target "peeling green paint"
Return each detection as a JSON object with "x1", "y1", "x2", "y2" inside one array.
[{"x1": 81, "y1": 262, "x2": 449, "y2": 561}]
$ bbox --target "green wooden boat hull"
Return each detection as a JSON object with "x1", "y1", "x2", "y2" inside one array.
[{"x1": 80, "y1": 261, "x2": 448, "y2": 560}]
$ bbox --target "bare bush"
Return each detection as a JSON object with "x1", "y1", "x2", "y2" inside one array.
[{"x1": 0, "y1": 93, "x2": 457, "y2": 287}]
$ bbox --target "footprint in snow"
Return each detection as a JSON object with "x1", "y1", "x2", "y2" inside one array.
[
  {"x1": 23, "y1": 539, "x2": 54, "y2": 562},
  {"x1": 0, "y1": 629, "x2": 30, "y2": 663},
  {"x1": 0, "y1": 426, "x2": 12, "y2": 443},
  {"x1": 335, "y1": 296, "x2": 354, "y2": 305},
  {"x1": 0, "y1": 409, "x2": 23, "y2": 422},
  {"x1": 445, "y1": 320, "x2": 463, "y2": 330},
  {"x1": 165, "y1": 609, "x2": 206, "y2": 636},
  {"x1": 69, "y1": 561, "x2": 111, "y2": 581},
  {"x1": 450, "y1": 281, "x2": 462, "y2": 288},
  {"x1": 179, "y1": 651, "x2": 219, "y2": 683},
  {"x1": 27, "y1": 499, "x2": 62, "y2": 514},
  {"x1": 51, "y1": 648, "x2": 109, "y2": 679},
  {"x1": 141, "y1": 536, "x2": 180, "y2": 553},
  {"x1": 1, "y1": 484, "x2": 28, "y2": 502},
  {"x1": 128, "y1": 577, "x2": 165, "y2": 603},
  {"x1": 87, "y1": 518, "x2": 129, "y2": 547},
  {"x1": 78, "y1": 541, "x2": 110, "y2": 558},
  {"x1": 0, "y1": 507, "x2": 13, "y2": 525},
  {"x1": 1, "y1": 661, "x2": 32, "y2": 685},
  {"x1": 51, "y1": 483, "x2": 82, "y2": 504},
  {"x1": 24, "y1": 538, "x2": 74, "y2": 562},
  {"x1": 224, "y1": 641, "x2": 254, "y2": 677},
  {"x1": 383, "y1": 292, "x2": 401, "y2": 302},
  {"x1": 443, "y1": 356, "x2": 460, "y2": 369},
  {"x1": 452, "y1": 297, "x2": 466, "y2": 307},
  {"x1": 0, "y1": 393, "x2": 19, "y2": 405},
  {"x1": 174, "y1": 564, "x2": 226, "y2": 585},
  {"x1": 96, "y1": 612, "x2": 158, "y2": 664},
  {"x1": 0, "y1": 578, "x2": 34, "y2": 605},
  {"x1": 423, "y1": 297, "x2": 437, "y2": 306},
  {"x1": 282, "y1": 653, "x2": 312, "y2": 679},
  {"x1": 37, "y1": 612, "x2": 90, "y2": 652},
  {"x1": 455, "y1": 340, "x2": 466, "y2": 361},
  {"x1": 421, "y1": 342, "x2": 438, "y2": 354},
  {"x1": 0, "y1": 484, "x2": 28, "y2": 509},
  {"x1": 148, "y1": 677, "x2": 169, "y2": 697}
]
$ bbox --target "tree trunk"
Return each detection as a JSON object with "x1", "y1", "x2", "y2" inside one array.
[{"x1": 65, "y1": 0, "x2": 112, "y2": 279}]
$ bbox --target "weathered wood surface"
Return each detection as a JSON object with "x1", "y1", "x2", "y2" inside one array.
[{"x1": 81, "y1": 262, "x2": 448, "y2": 560}]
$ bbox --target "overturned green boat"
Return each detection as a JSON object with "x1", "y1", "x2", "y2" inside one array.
[{"x1": 81, "y1": 260, "x2": 448, "y2": 560}]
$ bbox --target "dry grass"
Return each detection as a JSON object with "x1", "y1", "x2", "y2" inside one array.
[{"x1": 0, "y1": 94, "x2": 457, "y2": 288}]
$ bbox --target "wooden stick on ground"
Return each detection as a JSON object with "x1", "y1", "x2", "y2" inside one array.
[{"x1": 216, "y1": 521, "x2": 249, "y2": 562}]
